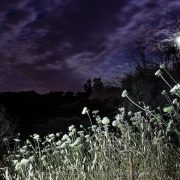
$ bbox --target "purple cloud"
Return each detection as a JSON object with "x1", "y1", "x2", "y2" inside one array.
[{"x1": 0, "y1": 0, "x2": 180, "y2": 93}]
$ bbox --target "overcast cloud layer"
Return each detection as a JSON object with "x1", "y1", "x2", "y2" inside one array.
[{"x1": 0, "y1": 0, "x2": 180, "y2": 92}]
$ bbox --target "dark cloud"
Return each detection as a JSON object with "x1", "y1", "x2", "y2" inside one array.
[{"x1": 0, "y1": 0, "x2": 180, "y2": 92}]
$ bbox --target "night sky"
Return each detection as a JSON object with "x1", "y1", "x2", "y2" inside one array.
[{"x1": 0, "y1": 0, "x2": 180, "y2": 93}]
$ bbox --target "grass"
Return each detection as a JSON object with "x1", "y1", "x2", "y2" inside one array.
[{"x1": 0, "y1": 64, "x2": 180, "y2": 180}]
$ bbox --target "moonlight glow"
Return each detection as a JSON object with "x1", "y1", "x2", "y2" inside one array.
[{"x1": 176, "y1": 35, "x2": 180, "y2": 48}]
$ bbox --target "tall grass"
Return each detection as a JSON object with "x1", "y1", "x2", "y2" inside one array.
[{"x1": 0, "y1": 65, "x2": 180, "y2": 180}]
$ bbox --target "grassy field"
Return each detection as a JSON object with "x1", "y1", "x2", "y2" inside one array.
[{"x1": 0, "y1": 65, "x2": 180, "y2": 180}]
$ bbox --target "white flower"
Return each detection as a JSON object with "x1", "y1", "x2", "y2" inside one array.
[
  {"x1": 128, "y1": 111, "x2": 132, "y2": 116},
  {"x1": 155, "y1": 69, "x2": 162, "y2": 76},
  {"x1": 173, "y1": 98, "x2": 178, "y2": 104},
  {"x1": 91, "y1": 125, "x2": 97, "y2": 131},
  {"x1": 15, "y1": 162, "x2": 21, "y2": 171},
  {"x1": 41, "y1": 155, "x2": 46, "y2": 161},
  {"x1": 29, "y1": 156, "x2": 35, "y2": 162},
  {"x1": 77, "y1": 131, "x2": 85, "y2": 136},
  {"x1": 121, "y1": 90, "x2": 128, "y2": 98},
  {"x1": 62, "y1": 134, "x2": 69, "y2": 141},
  {"x1": 170, "y1": 84, "x2": 180, "y2": 96},
  {"x1": 13, "y1": 138, "x2": 21, "y2": 142},
  {"x1": 56, "y1": 133, "x2": 60, "y2": 137},
  {"x1": 66, "y1": 137, "x2": 72, "y2": 144},
  {"x1": 13, "y1": 160, "x2": 18, "y2": 165},
  {"x1": 161, "y1": 90, "x2": 166, "y2": 95},
  {"x1": 56, "y1": 140, "x2": 62, "y2": 146},
  {"x1": 102, "y1": 117, "x2": 110, "y2": 125},
  {"x1": 95, "y1": 116, "x2": 102, "y2": 124},
  {"x1": 92, "y1": 110, "x2": 99, "y2": 114},
  {"x1": 85, "y1": 135, "x2": 90, "y2": 139},
  {"x1": 33, "y1": 134, "x2": 40, "y2": 141},
  {"x1": 160, "y1": 64, "x2": 165, "y2": 69},
  {"x1": 19, "y1": 148, "x2": 26, "y2": 153},
  {"x1": 48, "y1": 134, "x2": 55, "y2": 138},
  {"x1": 26, "y1": 139, "x2": 31, "y2": 144},
  {"x1": 163, "y1": 106, "x2": 173, "y2": 113},
  {"x1": 70, "y1": 137, "x2": 81, "y2": 147},
  {"x1": 119, "y1": 107, "x2": 125, "y2": 113},
  {"x1": 112, "y1": 120, "x2": 118, "y2": 127},
  {"x1": 20, "y1": 159, "x2": 29, "y2": 166},
  {"x1": 68, "y1": 125, "x2": 75, "y2": 131},
  {"x1": 2, "y1": 137, "x2": 8, "y2": 142},
  {"x1": 82, "y1": 107, "x2": 88, "y2": 115},
  {"x1": 60, "y1": 142, "x2": 67, "y2": 148}
]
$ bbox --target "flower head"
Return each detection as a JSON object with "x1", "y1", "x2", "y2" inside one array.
[
  {"x1": 160, "y1": 64, "x2": 165, "y2": 69},
  {"x1": 121, "y1": 90, "x2": 128, "y2": 98},
  {"x1": 20, "y1": 159, "x2": 29, "y2": 166},
  {"x1": 170, "y1": 84, "x2": 180, "y2": 96},
  {"x1": 102, "y1": 117, "x2": 110, "y2": 125},
  {"x1": 163, "y1": 106, "x2": 174, "y2": 113},
  {"x1": 82, "y1": 107, "x2": 88, "y2": 115},
  {"x1": 155, "y1": 69, "x2": 162, "y2": 77},
  {"x1": 68, "y1": 125, "x2": 75, "y2": 131}
]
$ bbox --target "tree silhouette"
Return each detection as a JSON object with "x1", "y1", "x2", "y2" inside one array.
[
  {"x1": 92, "y1": 78, "x2": 104, "y2": 92},
  {"x1": 83, "y1": 79, "x2": 93, "y2": 95}
]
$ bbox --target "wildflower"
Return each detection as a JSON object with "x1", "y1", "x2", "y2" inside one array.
[
  {"x1": 92, "y1": 110, "x2": 99, "y2": 114},
  {"x1": 170, "y1": 84, "x2": 180, "y2": 96},
  {"x1": 15, "y1": 163, "x2": 21, "y2": 171},
  {"x1": 68, "y1": 125, "x2": 75, "y2": 131},
  {"x1": 166, "y1": 120, "x2": 173, "y2": 133},
  {"x1": 20, "y1": 158, "x2": 29, "y2": 166},
  {"x1": 91, "y1": 125, "x2": 97, "y2": 131},
  {"x1": 28, "y1": 156, "x2": 35, "y2": 162},
  {"x1": 62, "y1": 134, "x2": 69, "y2": 141},
  {"x1": 112, "y1": 120, "x2": 118, "y2": 127},
  {"x1": 85, "y1": 135, "x2": 90, "y2": 139},
  {"x1": 56, "y1": 140, "x2": 62, "y2": 146},
  {"x1": 60, "y1": 150, "x2": 64, "y2": 154},
  {"x1": 160, "y1": 64, "x2": 165, "y2": 69},
  {"x1": 128, "y1": 111, "x2": 132, "y2": 116},
  {"x1": 95, "y1": 116, "x2": 102, "y2": 124},
  {"x1": 119, "y1": 107, "x2": 125, "y2": 113},
  {"x1": 121, "y1": 90, "x2": 128, "y2": 98},
  {"x1": 60, "y1": 142, "x2": 67, "y2": 148},
  {"x1": 48, "y1": 134, "x2": 55, "y2": 138},
  {"x1": 19, "y1": 148, "x2": 26, "y2": 154},
  {"x1": 66, "y1": 137, "x2": 72, "y2": 144},
  {"x1": 56, "y1": 133, "x2": 60, "y2": 137},
  {"x1": 26, "y1": 139, "x2": 31, "y2": 144},
  {"x1": 77, "y1": 130, "x2": 85, "y2": 136},
  {"x1": 33, "y1": 134, "x2": 40, "y2": 141},
  {"x1": 163, "y1": 106, "x2": 174, "y2": 113},
  {"x1": 2, "y1": 137, "x2": 8, "y2": 142},
  {"x1": 70, "y1": 137, "x2": 81, "y2": 147},
  {"x1": 102, "y1": 117, "x2": 110, "y2": 125},
  {"x1": 13, "y1": 160, "x2": 18, "y2": 165},
  {"x1": 13, "y1": 138, "x2": 21, "y2": 142},
  {"x1": 68, "y1": 132, "x2": 74, "y2": 137},
  {"x1": 161, "y1": 90, "x2": 166, "y2": 95},
  {"x1": 41, "y1": 155, "x2": 46, "y2": 161},
  {"x1": 173, "y1": 98, "x2": 178, "y2": 104},
  {"x1": 82, "y1": 107, "x2": 88, "y2": 115},
  {"x1": 155, "y1": 69, "x2": 162, "y2": 76}
]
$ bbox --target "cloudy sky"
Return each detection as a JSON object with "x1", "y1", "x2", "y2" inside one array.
[{"x1": 0, "y1": 0, "x2": 180, "y2": 93}]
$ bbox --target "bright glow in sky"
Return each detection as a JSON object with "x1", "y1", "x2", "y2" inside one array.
[{"x1": 176, "y1": 35, "x2": 180, "y2": 48}]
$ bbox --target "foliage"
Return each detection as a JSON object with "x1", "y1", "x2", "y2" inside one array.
[{"x1": 0, "y1": 65, "x2": 180, "y2": 179}]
